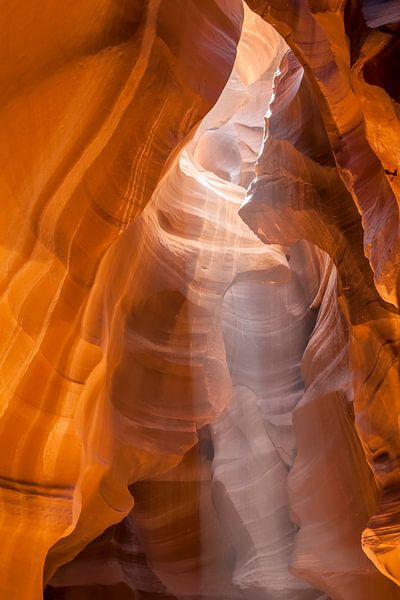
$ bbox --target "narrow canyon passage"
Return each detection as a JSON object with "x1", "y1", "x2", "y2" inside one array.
[
  {"x1": 0, "y1": 1, "x2": 399, "y2": 599},
  {"x1": 45, "y1": 4, "x2": 400, "y2": 600}
]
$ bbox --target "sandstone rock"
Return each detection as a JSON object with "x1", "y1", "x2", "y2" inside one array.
[{"x1": 1, "y1": 1, "x2": 400, "y2": 598}]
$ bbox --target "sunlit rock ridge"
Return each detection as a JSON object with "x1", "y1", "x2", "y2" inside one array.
[{"x1": 0, "y1": 1, "x2": 399, "y2": 598}]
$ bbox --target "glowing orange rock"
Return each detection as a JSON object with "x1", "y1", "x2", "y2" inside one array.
[
  {"x1": 1, "y1": 0, "x2": 400, "y2": 598},
  {"x1": 241, "y1": 2, "x2": 400, "y2": 590},
  {"x1": 0, "y1": 1, "x2": 243, "y2": 596}
]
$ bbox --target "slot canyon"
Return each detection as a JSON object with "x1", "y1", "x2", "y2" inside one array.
[{"x1": 1, "y1": 0, "x2": 400, "y2": 598}]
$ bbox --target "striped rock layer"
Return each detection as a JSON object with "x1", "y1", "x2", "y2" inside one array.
[{"x1": 0, "y1": 1, "x2": 399, "y2": 598}]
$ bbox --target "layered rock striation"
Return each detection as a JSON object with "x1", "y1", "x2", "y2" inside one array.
[
  {"x1": 241, "y1": 0, "x2": 400, "y2": 590},
  {"x1": 0, "y1": 0, "x2": 399, "y2": 598},
  {"x1": 0, "y1": 1, "x2": 244, "y2": 596}
]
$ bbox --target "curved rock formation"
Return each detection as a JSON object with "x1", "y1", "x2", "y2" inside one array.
[
  {"x1": 246, "y1": 0, "x2": 400, "y2": 306},
  {"x1": 240, "y1": 1, "x2": 400, "y2": 590},
  {"x1": 0, "y1": 1, "x2": 244, "y2": 596},
  {"x1": 47, "y1": 8, "x2": 299, "y2": 598},
  {"x1": 1, "y1": 0, "x2": 400, "y2": 598}
]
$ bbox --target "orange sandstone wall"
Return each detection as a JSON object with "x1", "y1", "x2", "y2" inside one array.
[
  {"x1": 241, "y1": 0, "x2": 400, "y2": 589},
  {"x1": 0, "y1": 0, "x2": 400, "y2": 598},
  {"x1": 0, "y1": 1, "x2": 243, "y2": 597}
]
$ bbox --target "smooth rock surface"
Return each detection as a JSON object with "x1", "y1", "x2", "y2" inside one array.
[{"x1": 0, "y1": 0, "x2": 400, "y2": 598}]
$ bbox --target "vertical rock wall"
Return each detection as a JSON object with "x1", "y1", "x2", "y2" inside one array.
[
  {"x1": 0, "y1": 0, "x2": 399, "y2": 598},
  {"x1": 241, "y1": 0, "x2": 400, "y2": 589}
]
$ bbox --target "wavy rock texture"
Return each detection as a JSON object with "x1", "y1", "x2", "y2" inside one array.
[
  {"x1": 1, "y1": 0, "x2": 400, "y2": 598},
  {"x1": 211, "y1": 241, "x2": 329, "y2": 600},
  {"x1": 360, "y1": 0, "x2": 400, "y2": 28},
  {"x1": 47, "y1": 8, "x2": 309, "y2": 599},
  {"x1": 0, "y1": 1, "x2": 244, "y2": 597},
  {"x1": 240, "y1": 1, "x2": 400, "y2": 590},
  {"x1": 246, "y1": 0, "x2": 400, "y2": 306}
]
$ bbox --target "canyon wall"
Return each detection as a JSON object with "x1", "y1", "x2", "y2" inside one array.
[
  {"x1": 0, "y1": 0, "x2": 399, "y2": 598},
  {"x1": 0, "y1": 1, "x2": 243, "y2": 596},
  {"x1": 241, "y1": 0, "x2": 400, "y2": 587}
]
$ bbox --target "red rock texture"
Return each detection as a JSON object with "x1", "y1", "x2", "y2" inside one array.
[
  {"x1": 0, "y1": 1, "x2": 399, "y2": 598},
  {"x1": 241, "y1": 0, "x2": 400, "y2": 590}
]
